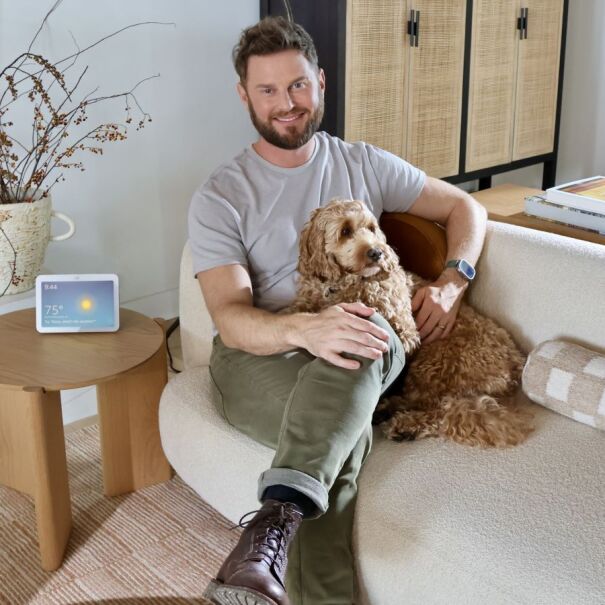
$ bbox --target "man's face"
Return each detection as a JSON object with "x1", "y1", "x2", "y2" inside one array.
[{"x1": 237, "y1": 49, "x2": 325, "y2": 150}]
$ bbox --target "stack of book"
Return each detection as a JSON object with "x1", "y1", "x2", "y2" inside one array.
[{"x1": 524, "y1": 176, "x2": 605, "y2": 235}]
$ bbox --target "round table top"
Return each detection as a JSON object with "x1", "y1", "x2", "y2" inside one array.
[{"x1": 0, "y1": 308, "x2": 164, "y2": 391}]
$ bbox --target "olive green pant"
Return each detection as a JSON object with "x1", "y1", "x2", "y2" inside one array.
[{"x1": 209, "y1": 312, "x2": 405, "y2": 605}]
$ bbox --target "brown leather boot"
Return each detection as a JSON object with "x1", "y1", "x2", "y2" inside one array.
[{"x1": 203, "y1": 499, "x2": 304, "y2": 605}]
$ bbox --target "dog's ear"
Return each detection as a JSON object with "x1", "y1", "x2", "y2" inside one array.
[
  {"x1": 377, "y1": 226, "x2": 401, "y2": 274},
  {"x1": 298, "y1": 208, "x2": 325, "y2": 277},
  {"x1": 383, "y1": 243, "x2": 401, "y2": 274},
  {"x1": 298, "y1": 207, "x2": 343, "y2": 281}
]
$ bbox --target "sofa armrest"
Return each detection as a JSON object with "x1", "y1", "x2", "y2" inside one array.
[
  {"x1": 468, "y1": 221, "x2": 605, "y2": 354},
  {"x1": 380, "y1": 213, "x2": 447, "y2": 280},
  {"x1": 179, "y1": 242, "x2": 214, "y2": 369}
]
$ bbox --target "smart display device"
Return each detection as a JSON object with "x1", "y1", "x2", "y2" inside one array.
[{"x1": 35, "y1": 274, "x2": 120, "y2": 333}]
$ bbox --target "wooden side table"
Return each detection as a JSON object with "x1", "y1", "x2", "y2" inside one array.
[
  {"x1": 0, "y1": 308, "x2": 172, "y2": 571},
  {"x1": 471, "y1": 184, "x2": 605, "y2": 246}
]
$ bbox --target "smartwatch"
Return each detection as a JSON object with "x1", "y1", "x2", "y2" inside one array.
[{"x1": 445, "y1": 259, "x2": 476, "y2": 282}]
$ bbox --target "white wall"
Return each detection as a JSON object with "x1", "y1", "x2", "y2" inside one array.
[
  {"x1": 0, "y1": 0, "x2": 259, "y2": 319},
  {"x1": 555, "y1": 0, "x2": 605, "y2": 182},
  {"x1": 1, "y1": 0, "x2": 259, "y2": 425},
  {"x1": 493, "y1": 0, "x2": 605, "y2": 188}
]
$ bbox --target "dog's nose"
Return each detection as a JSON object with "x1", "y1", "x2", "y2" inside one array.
[{"x1": 367, "y1": 248, "x2": 383, "y2": 262}]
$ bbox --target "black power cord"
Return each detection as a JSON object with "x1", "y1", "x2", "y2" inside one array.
[{"x1": 166, "y1": 316, "x2": 181, "y2": 373}]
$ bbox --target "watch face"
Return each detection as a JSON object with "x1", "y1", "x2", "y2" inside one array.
[{"x1": 458, "y1": 259, "x2": 476, "y2": 280}]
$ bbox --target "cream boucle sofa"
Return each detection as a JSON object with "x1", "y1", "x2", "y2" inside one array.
[{"x1": 159, "y1": 220, "x2": 605, "y2": 605}]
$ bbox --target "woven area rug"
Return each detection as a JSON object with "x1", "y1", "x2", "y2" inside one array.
[{"x1": 0, "y1": 423, "x2": 240, "y2": 604}]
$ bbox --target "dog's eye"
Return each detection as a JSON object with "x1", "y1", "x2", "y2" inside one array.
[
  {"x1": 369, "y1": 225, "x2": 376, "y2": 233},
  {"x1": 341, "y1": 227, "x2": 352, "y2": 237}
]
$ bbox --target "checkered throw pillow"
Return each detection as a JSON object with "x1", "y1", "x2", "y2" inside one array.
[{"x1": 522, "y1": 340, "x2": 605, "y2": 430}]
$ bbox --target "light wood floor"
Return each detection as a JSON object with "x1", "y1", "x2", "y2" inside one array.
[
  {"x1": 0, "y1": 316, "x2": 233, "y2": 603},
  {"x1": 0, "y1": 424, "x2": 234, "y2": 603}
]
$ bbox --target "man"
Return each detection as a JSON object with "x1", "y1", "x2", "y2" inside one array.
[{"x1": 190, "y1": 16, "x2": 487, "y2": 605}]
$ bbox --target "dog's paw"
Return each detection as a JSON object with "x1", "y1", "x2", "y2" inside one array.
[
  {"x1": 383, "y1": 414, "x2": 419, "y2": 441},
  {"x1": 401, "y1": 333, "x2": 421, "y2": 355},
  {"x1": 383, "y1": 409, "x2": 441, "y2": 442},
  {"x1": 392, "y1": 319, "x2": 421, "y2": 355}
]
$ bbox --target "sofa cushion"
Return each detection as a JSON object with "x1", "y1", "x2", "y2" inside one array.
[
  {"x1": 159, "y1": 370, "x2": 605, "y2": 605},
  {"x1": 355, "y1": 391, "x2": 605, "y2": 605}
]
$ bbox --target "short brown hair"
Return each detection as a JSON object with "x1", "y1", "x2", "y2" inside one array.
[{"x1": 232, "y1": 16, "x2": 319, "y2": 84}]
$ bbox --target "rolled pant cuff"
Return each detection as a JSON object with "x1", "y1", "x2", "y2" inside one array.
[{"x1": 258, "y1": 467, "x2": 329, "y2": 519}]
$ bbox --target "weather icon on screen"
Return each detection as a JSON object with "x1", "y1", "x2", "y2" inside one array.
[{"x1": 79, "y1": 297, "x2": 94, "y2": 312}]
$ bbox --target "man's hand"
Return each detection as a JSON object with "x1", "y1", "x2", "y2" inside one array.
[
  {"x1": 404, "y1": 177, "x2": 487, "y2": 345},
  {"x1": 411, "y1": 270, "x2": 468, "y2": 345},
  {"x1": 296, "y1": 302, "x2": 390, "y2": 370}
]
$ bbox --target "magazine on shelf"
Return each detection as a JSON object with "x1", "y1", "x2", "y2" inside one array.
[
  {"x1": 524, "y1": 195, "x2": 605, "y2": 235},
  {"x1": 545, "y1": 176, "x2": 605, "y2": 214}
]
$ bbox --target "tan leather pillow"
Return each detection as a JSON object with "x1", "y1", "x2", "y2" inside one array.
[
  {"x1": 380, "y1": 213, "x2": 447, "y2": 281},
  {"x1": 522, "y1": 340, "x2": 605, "y2": 430}
]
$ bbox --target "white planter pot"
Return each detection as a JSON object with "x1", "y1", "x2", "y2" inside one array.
[{"x1": 0, "y1": 195, "x2": 75, "y2": 296}]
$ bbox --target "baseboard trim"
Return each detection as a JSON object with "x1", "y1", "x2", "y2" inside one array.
[{"x1": 64, "y1": 414, "x2": 98, "y2": 434}]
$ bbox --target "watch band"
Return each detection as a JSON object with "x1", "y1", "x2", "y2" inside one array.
[{"x1": 446, "y1": 259, "x2": 476, "y2": 281}]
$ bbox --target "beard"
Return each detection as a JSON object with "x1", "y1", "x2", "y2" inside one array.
[{"x1": 248, "y1": 95, "x2": 325, "y2": 150}]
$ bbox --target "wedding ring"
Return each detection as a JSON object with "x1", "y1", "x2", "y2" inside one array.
[{"x1": 437, "y1": 324, "x2": 446, "y2": 330}]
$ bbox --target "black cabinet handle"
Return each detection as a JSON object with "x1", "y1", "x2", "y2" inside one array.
[
  {"x1": 517, "y1": 7, "x2": 529, "y2": 40},
  {"x1": 408, "y1": 10, "x2": 416, "y2": 47},
  {"x1": 524, "y1": 8, "x2": 529, "y2": 39},
  {"x1": 407, "y1": 9, "x2": 420, "y2": 47}
]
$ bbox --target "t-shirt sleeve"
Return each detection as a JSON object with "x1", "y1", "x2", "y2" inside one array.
[
  {"x1": 366, "y1": 144, "x2": 426, "y2": 213},
  {"x1": 187, "y1": 186, "x2": 247, "y2": 277}
]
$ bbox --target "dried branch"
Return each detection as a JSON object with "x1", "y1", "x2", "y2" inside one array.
[
  {"x1": 0, "y1": 223, "x2": 17, "y2": 297},
  {"x1": 0, "y1": 2, "x2": 173, "y2": 204},
  {"x1": 26, "y1": 0, "x2": 64, "y2": 55}
]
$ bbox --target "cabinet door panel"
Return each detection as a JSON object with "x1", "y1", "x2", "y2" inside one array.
[
  {"x1": 512, "y1": 0, "x2": 564, "y2": 160},
  {"x1": 466, "y1": 0, "x2": 520, "y2": 173},
  {"x1": 345, "y1": 0, "x2": 408, "y2": 157},
  {"x1": 406, "y1": 0, "x2": 466, "y2": 178}
]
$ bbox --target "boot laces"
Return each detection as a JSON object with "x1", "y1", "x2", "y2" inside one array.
[{"x1": 230, "y1": 503, "x2": 301, "y2": 571}]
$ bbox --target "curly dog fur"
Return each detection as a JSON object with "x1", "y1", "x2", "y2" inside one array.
[{"x1": 292, "y1": 199, "x2": 533, "y2": 448}]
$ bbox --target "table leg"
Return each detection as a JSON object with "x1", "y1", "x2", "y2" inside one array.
[
  {"x1": 97, "y1": 342, "x2": 172, "y2": 497},
  {"x1": 0, "y1": 387, "x2": 72, "y2": 571}
]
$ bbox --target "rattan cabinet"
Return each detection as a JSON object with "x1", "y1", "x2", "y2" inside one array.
[
  {"x1": 260, "y1": 0, "x2": 568, "y2": 189},
  {"x1": 466, "y1": 0, "x2": 565, "y2": 174},
  {"x1": 344, "y1": 0, "x2": 466, "y2": 179}
]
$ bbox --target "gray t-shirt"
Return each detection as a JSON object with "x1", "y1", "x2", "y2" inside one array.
[{"x1": 188, "y1": 131, "x2": 426, "y2": 312}]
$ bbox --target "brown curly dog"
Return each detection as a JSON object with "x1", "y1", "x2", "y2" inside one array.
[{"x1": 291, "y1": 199, "x2": 533, "y2": 448}]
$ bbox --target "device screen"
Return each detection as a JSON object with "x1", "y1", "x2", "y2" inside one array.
[{"x1": 40, "y1": 280, "x2": 115, "y2": 329}]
